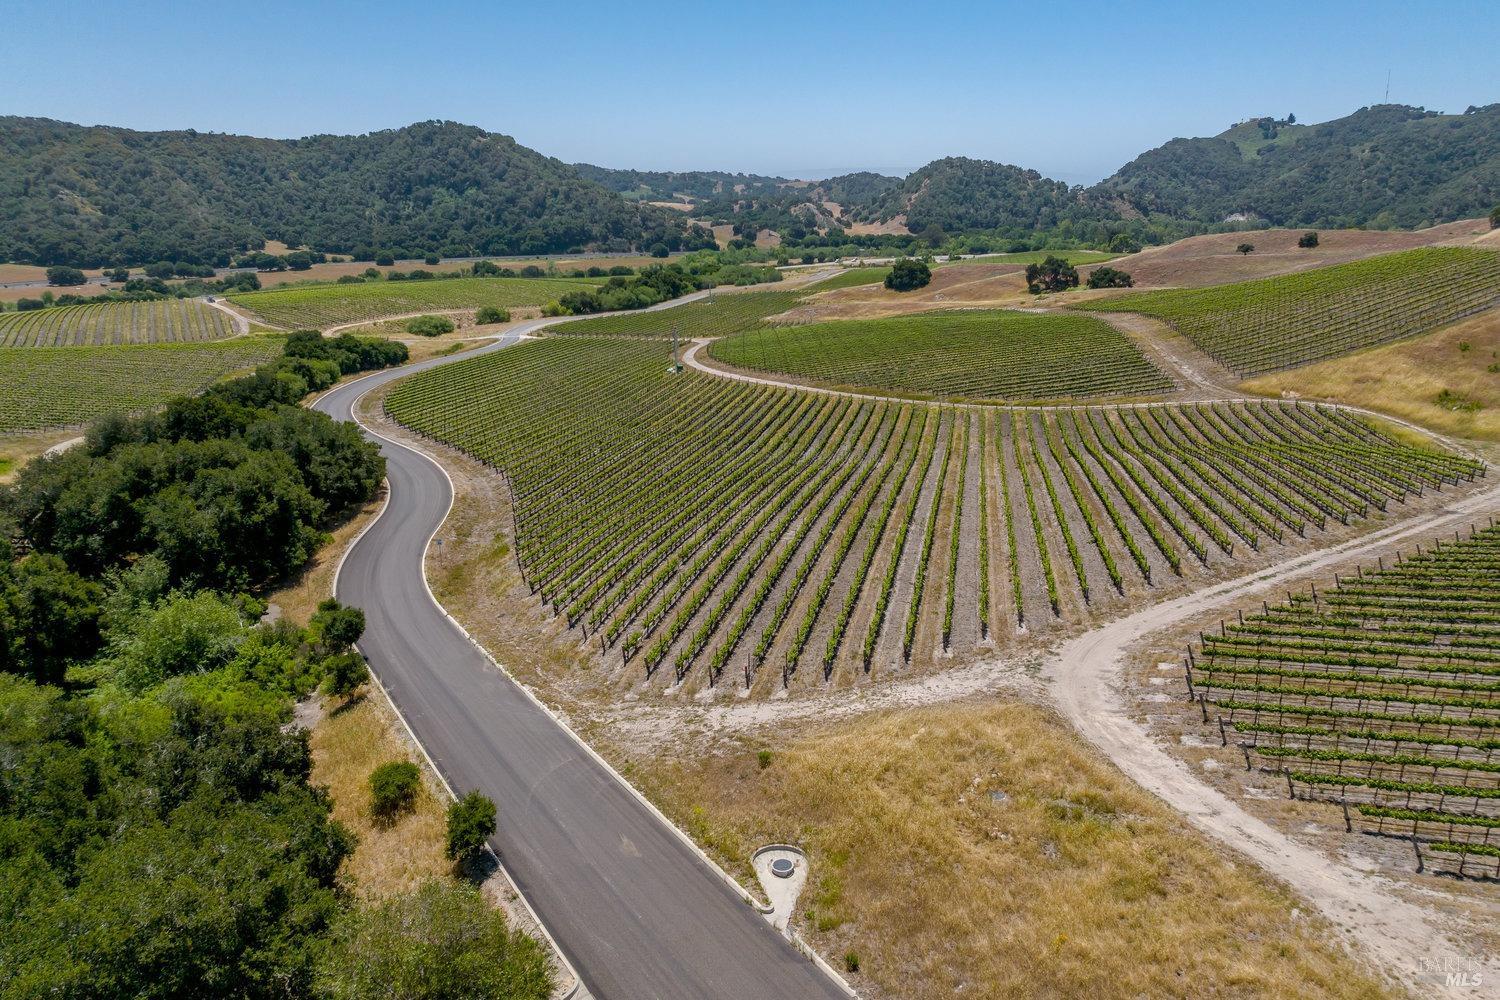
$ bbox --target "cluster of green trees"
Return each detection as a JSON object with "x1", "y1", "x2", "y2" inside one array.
[
  {"x1": 854, "y1": 156, "x2": 1091, "y2": 237},
  {"x1": 572, "y1": 163, "x2": 789, "y2": 202},
  {"x1": 884, "y1": 258, "x2": 931, "y2": 291},
  {"x1": 0, "y1": 549, "x2": 548, "y2": 996},
  {"x1": 0, "y1": 328, "x2": 551, "y2": 995},
  {"x1": 234, "y1": 250, "x2": 332, "y2": 272},
  {"x1": 12, "y1": 271, "x2": 263, "y2": 314},
  {"x1": 1099, "y1": 104, "x2": 1500, "y2": 230},
  {"x1": 8, "y1": 333, "x2": 402, "y2": 592},
  {"x1": 1025, "y1": 256, "x2": 1081, "y2": 294},
  {"x1": 545, "y1": 263, "x2": 700, "y2": 315},
  {"x1": 44, "y1": 265, "x2": 87, "y2": 285},
  {"x1": 337, "y1": 261, "x2": 638, "y2": 285}
]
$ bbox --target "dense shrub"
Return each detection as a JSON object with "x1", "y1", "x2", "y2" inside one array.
[
  {"x1": 475, "y1": 306, "x2": 511, "y2": 325},
  {"x1": 406, "y1": 315, "x2": 456, "y2": 336},
  {"x1": 1086, "y1": 266, "x2": 1134, "y2": 289},
  {"x1": 369, "y1": 761, "x2": 420, "y2": 819},
  {"x1": 446, "y1": 791, "x2": 496, "y2": 863},
  {"x1": 1298, "y1": 231, "x2": 1320, "y2": 248}
]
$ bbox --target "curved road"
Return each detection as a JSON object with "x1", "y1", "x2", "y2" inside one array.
[{"x1": 313, "y1": 321, "x2": 848, "y2": 1000}]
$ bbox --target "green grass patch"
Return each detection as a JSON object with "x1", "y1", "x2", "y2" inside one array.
[
  {"x1": 553, "y1": 289, "x2": 802, "y2": 339},
  {"x1": 1435, "y1": 388, "x2": 1482, "y2": 412},
  {"x1": 707, "y1": 309, "x2": 1172, "y2": 401},
  {"x1": 812, "y1": 267, "x2": 891, "y2": 291},
  {"x1": 229, "y1": 276, "x2": 599, "y2": 330}
]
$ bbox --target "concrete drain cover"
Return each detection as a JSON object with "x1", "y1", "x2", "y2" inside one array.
[{"x1": 770, "y1": 857, "x2": 796, "y2": 879}]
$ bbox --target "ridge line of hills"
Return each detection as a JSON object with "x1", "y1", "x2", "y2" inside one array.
[{"x1": 2, "y1": 102, "x2": 1497, "y2": 267}]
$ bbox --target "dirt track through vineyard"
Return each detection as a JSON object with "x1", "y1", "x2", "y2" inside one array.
[{"x1": 1051, "y1": 476, "x2": 1500, "y2": 999}]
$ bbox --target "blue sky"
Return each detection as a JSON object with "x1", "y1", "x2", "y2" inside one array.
[{"x1": 3, "y1": 0, "x2": 1496, "y2": 183}]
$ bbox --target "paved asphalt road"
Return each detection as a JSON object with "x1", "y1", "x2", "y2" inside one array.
[{"x1": 314, "y1": 322, "x2": 848, "y2": 1000}]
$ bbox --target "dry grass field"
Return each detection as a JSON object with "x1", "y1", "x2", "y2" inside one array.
[
  {"x1": 1106, "y1": 218, "x2": 1491, "y2": 289},
  {"x1": 628, "y1": 702, "x2": 1394, "y2": 1000},
  {"x1": 309, "y1": 691, "x2": 452, "y2": 898},
  {"x1": 781, "y1": 262, "x2": 1034, "y2": 323},
  {"x1": 1243, "y1": 305, "x2": 1500, "y2": 443}
]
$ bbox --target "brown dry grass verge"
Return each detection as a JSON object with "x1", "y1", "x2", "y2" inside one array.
[
  {"x1": 263, "y1": 489, "x2": 451, "y2": 897},
  {"x1": 1242, "y1": 306, "x2": 1500, "y2": 445},
  {"x1": 626, "y1": 701, "x2": 1397, "y2": 1000},
  {"x1": 308, "y1": 691, "x2": 452, "y2": 898}
]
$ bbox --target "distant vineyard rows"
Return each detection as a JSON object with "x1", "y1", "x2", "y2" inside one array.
[
  {"x1": 1078, "y1": 247, "x2": 1500, "y2": 376},
  {"x1": 0, "y1": 300, "x2": 236, "y2": 347}
]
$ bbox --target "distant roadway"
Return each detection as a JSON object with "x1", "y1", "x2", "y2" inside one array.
[{"x1": 313, "y1": 317, "x2": 849, "y2": 1000}]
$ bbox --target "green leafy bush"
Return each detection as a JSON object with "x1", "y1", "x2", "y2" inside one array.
[
  {"x1": 406, "y1": 314, "x2": 456, "y2": 337},
  {"x1": 368, "y1": 761, "x2": 420, "y2": 820},
  {"x1": 445, "y1": 791, "x2": 496, "y2": 863},
  {"x1": 1086, "y1": 266, "x2": 1134, "y2": 289}
]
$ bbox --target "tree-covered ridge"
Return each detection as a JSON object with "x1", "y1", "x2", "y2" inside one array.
[
  {"x1": 5, "y1": 102, "x2": 1498, "y2": 269},
  {"x1": 570, "y1": 163, "x2": 789, "y2": 202},
  {"x1": 850, "y1": 157, "x2": 1110, "y2": 238},
  {"x1": 1097, "y1": 104, "x2": 1500, "y2": 228},
  {"x1": 817, "y1": 171, "x2": 902, "y2": 207},
  {"x1": 0, "y1": 118, "x2": 706, "y2": 267}
]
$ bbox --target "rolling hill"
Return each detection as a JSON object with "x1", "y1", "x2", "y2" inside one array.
[
  {"x1": 820, "y1": 104, "x2": 1500, "y2": 240},
  {"x1": 0, "y1": 118, "x2": 715, "y2": 267},
  {"x1": 3, "y1": 102, "x2": 1497, "y2": 269},
  {"x1": 1095, "y1": 103, "x2": 1500, "y2": 229}
]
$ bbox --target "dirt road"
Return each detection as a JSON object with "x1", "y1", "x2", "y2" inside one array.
[{"x1": 1048, "y1": 478, "x2": 1500, "y2": 999}]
